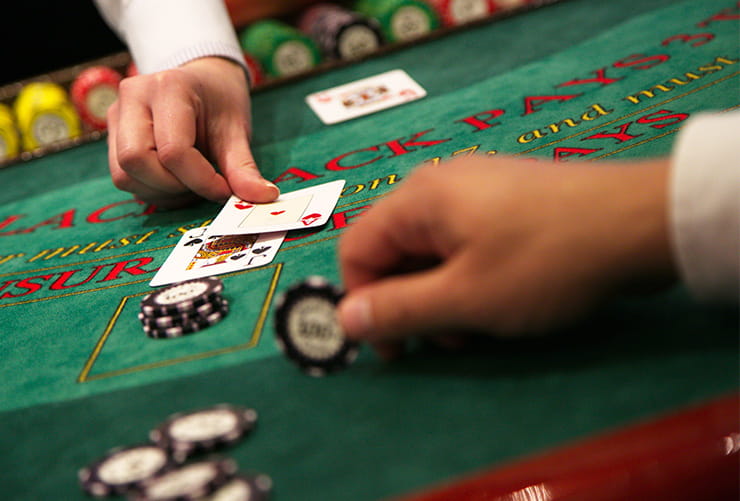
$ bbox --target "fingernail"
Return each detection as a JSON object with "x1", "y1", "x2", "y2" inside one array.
[
  {"x1": 262, "y1": 179, "x2": 279, "y2": 191},
  {"x1": 338, "y1": 295, "x2": 373, "y2": 339}
]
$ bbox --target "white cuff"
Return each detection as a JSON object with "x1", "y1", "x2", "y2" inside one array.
[
  {"x1": 96, "y1": 0, "x2": 246, "y2": 75},
  {"x1": 670, "y1": 111, "x2": 740, "y2": 304}
]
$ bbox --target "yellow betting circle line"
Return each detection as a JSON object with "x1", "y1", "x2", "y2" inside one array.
[{"x1": 78, "y1": 262, "x2": 283, "y2": 383}]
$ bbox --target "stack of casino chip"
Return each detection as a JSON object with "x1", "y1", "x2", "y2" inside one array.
[
  {"x1": 12, "y1": 81, "x2": 82, "y2": 151},
  {"x1": 274, "y1": 276, "x2": 360, "y2": 377},
  {"x1": 0, "y1": 103, "x2": 20, "y2": 163},
  {"x1": 239, "y1": 19, "x2": 322, "y2": 78},
  {"x1": 427, "y1": 0, "x2": 495, "y2": 26},
  {"x1": 139, "y1": 277, "x2": 229, "y2": 339},
  {"x1": 298, "y1": 3, "x2": 385, "y2": 61},
  {"x1": 354, "y1": 0, "x2": 440, "y2": 43},
  {"x1": 78, "y1": 404, "x2": 273, "y2": 499},
  {"x1": 70, "y1": 65, "x2": 123, "y2": 131}
]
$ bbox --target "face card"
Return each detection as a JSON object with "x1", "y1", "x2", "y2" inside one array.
[
  {"x1": 206, "y1": 179, "x2": 345, "y2": 237},
  {"x1": 149, "y1": 227, "x2": 286, "y2": 287},
  {"x1": 306, "y1": 69, "x2": 427, "y2": 125}
]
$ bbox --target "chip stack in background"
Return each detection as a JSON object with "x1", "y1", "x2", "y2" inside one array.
[
  {"x1": 70, "y1": 65, "x2": 122, "y2": 131},
  {"x1": 426, "y1": 0, "x2": 495, "y2": 26},
  {"x1": 354, "y1": 0, "x2": 440, "y2": 43},
  {"x1": 12, "y1": 81, "x2": 82, "y2": 152},
  {"x1": 298, "y1": 3, "x2": 385, "y2": 61},
  {"x1": 0, "y1": 103, "x2": 20, "y2": 164},
  {"x1": 239, "y1": 19, "x2": 322, "y2": 78},
  {"x1": 139, "y1": 277, "x2": 230, "y2": 339}
]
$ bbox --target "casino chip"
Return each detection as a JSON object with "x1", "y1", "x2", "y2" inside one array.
[
  {"x1": 140, "y1": 277, "x2": 228, "y2": 338},
  {"x1": 243, "y1": 52, "x2": 266, "y2": 88},
  {"x1": 131, "y1": 458, "x2": 238, "y2": 501},
  {"x1": 239, "y1": 20, "x2": 322, "y2": 78},
  {"x1": 355, "y1": 0, "x2": 440, "y2": 43},
  {"x1": 70, "y1": 65, "x2": 123, "y2": 130},
  {"x1": 150, "y1": 404, "x2": 258, "y2": 459},
  {"x1": 274, "y1": 276, "x2": 359, "y2": 377},
  {"x1": 427, "y1": 0, "x2": 494, "y2": 26},
  {"x1": 141, "y1": 278, "x2": 224, "y2": 317},
  {"x1": 298, "y1": 3, "x2": 385, "y2": 60},
  {"x1": 0, "y1": 103, "x2": 20, "y2": 163},
  {"x1": 204, "y1": 474, "x2": 273, "y2": 501},
  {"x1": 138, "y1": 296, "x2": 228, "y2": 329},
  {"x1": 13, "y1": 81, "x2": 82, "y2": 151},
  {"x1": 78, "y1": 443, "x2": 173, "y2": 498}
]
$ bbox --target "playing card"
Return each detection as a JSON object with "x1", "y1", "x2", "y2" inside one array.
[
  {"x1": 306, "y1": 69, "x2": 427, "y2": 125},
  {"x1": 149, "y1": 227, "x2": 287, "y2": 287},
  {"x1": 206, "y1": 179, "x2": 345, "y2": 237}
]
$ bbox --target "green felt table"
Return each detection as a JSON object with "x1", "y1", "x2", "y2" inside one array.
[{"x1": 1, "y1": 0, "x2": 738, "y2": 499}]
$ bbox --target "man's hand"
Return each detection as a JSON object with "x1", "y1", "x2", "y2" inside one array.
[
  {"x1": 106, "y1": 57, "x2": 279, "y2": 209},
  {"x1": 337, "y1": 156, "x2": 677, "y2": 357}
]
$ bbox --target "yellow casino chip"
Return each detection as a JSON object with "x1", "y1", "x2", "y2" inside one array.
[
  {"x1": 0, "y1": 103, "x2": 20, "y2": 163},
  {"x1": 13, "y1": 82, "x2": 81, "y2": 151}
]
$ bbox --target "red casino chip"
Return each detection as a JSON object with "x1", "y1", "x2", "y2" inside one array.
[
  {"x1": 243, "y1": 51, "x2": 265, "y2": 88},
  {"x1": 427, "y1": 0, "x2": 494, "y2": 26},
  {"x1": 70, "y1": 65, "x2": 122, "y2": 130}
]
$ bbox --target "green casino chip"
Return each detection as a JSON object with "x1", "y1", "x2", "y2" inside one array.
[
  {"x1": 354, "y1": 0, "x2": 440, "y2": 42},
  {"x1": 239, "y1": 20, "x2": 322, "y2": 78}
]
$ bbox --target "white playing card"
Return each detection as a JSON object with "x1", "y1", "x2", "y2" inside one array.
[
  {"x1": 306, "y1": 69, "x2": 427, "y2": 125},
  {"x1": 206, "y1": 179, "x2": 345, "y2": 237},
  {"x1": 149, "y1": 227, "x2": 286, "y2": 287}
]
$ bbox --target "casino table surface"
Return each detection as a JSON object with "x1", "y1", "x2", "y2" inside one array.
[{"x1": 1, "y1": 0, "x2": 738, "y2": 499}]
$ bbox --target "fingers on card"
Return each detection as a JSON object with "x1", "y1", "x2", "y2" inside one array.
[
  {"x1": 206, "y1": 180, "x2": 345, "y2": 237},
  {"x1": 150, "y1": 227, "x2": 286, "y2": 287},
  {"x1": 306, "y1": 69, "x2": 427, "y2": 124}
]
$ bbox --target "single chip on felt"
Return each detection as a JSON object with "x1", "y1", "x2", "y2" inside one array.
[
  {"x1": 149, "y1": 404, "x2": 258, "y2": 459},
  {"x1": 78, "y1": 443, "x2": 173, "y2": 498},
  {"x1": 273, "y1": 276, "x2": 359, "y2": 377}
]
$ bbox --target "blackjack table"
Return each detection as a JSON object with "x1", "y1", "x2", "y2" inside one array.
[{"x1": 1, "y1": 0, "x2": 738, "y2": 499}]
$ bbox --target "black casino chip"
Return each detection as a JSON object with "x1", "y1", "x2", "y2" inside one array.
[
  {"x1": 149, "y1": 404, "x2": 258, "y2": 459},
  {"x1": 138, "y1": 297, "x2": 228, "y2": 328},
  {"x1": 142, "y1": 304, "x2": 229, "y2": 339},
  {"x1": 299, "y1": 4, "x2": 384, "y2": 60},
  {"x1": 140, "y1": 300, "x2": 230, "y2": 339},
  {"x1": 273, "y1": 276, "x2": 359, "y2": 377},
  {"x1": 131, "y1": 458, "x2": 238, "y2": 501},
  {"x1": 205, "y1": 473, "x2": 273, "y2": 501},
  {"x1": 141, "y1": 277, "x2": 224, "y2": 317},
  {"x1": 78, "y1": 443, "x2": 173, "y2": 498}
]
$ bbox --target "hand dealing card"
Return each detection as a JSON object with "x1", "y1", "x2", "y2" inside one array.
[
  {"x1": 150, "y1": 227, "x2": 286, "y2": 287},
  {"x1": 205, "y1": 179, "x2": 345, "y2": 237},
  {"x1": 306, "y1": 69, "x2": 427, "y2": 125}
]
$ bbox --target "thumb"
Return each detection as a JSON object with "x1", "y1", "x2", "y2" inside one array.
[
  {"x1": 337, "y1": 266, "x2": 460, "y2": 342},
  {"x1": 214, "y1": 124, "x2": 279, "y2": 203}
]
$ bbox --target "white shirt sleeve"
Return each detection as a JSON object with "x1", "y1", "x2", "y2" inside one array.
[
  {"x1": 670, "y1": 110, "x2": 740, "y2": 304},
  {"x1": 92, "y1": 0, "x2": 246, "y2": 75}
]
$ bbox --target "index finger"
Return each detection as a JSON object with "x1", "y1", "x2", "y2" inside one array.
[{"x1": 151, "y1": 83, "x2": 231, "y2": 202}]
